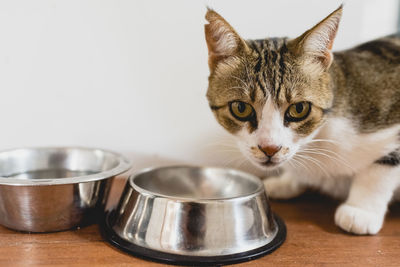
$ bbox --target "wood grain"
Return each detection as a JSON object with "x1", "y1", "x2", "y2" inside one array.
[{"x1": 0, "y1": 176, "x2": 399, "y2": 266}]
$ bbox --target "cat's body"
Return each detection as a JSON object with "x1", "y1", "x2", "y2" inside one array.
[
  {"x1": 274, "y1": 34, "x2": 400, "y2": 198},
  {"x1": 204, "y1": 6, "x2": 400, "y2": 234},
  {"x1": 332, "y1": 34, "x2": 400, "y2": 133}
]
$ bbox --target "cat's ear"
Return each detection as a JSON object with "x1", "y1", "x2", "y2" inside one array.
[
  {"x1": 288, "y1": 5, "x2": 343, "y2": 72},
  {"x1": 205, "y1": 9, "x2": 248, "y2": 71}
]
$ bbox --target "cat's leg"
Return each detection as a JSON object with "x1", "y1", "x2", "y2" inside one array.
[
  {"x1": 263, "y1": 171, "x2": 306, "y2": 199},
  {"x1": 334, "y1": 164, "x2": 399, "y2": 235}
]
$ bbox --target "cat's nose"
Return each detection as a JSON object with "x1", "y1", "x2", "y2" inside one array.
[{"x1": 258, "y1": 145, "x2": 282, "y2": 157}]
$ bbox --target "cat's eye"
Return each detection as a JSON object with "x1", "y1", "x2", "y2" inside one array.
[
  {"x1": 229, "y1": 101, "x2": 255, "y2": 121},
  {"x1": 285, "y1": 102, "x2": 311, "y2": 122}
]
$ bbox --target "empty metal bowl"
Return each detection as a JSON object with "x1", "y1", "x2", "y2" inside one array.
[
  {"x1": 0, "y1": 147, "x2": 131, "y2": 232},
  {"x1": 103, "y1": 166, "x2": 286, "y2": 265}
]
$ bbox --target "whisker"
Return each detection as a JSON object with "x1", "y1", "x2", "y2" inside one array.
[
  {"x1": 286, "y1": 159, "x2": 296, "y2": 171},
  {"x1": 221, "y1": 154, "x2": 248, "y2": 168},
  {"x1": 291, "y1": 157, "x2": 312, "y2": 174},
  {"x1": 300, "y1": 148, "x2": 355, "y2": 172},
  {"x1": 295, "y1": 153, "x2": 330, "y2": 177},
  {"x1": 308, "y1": 139, "x2": 340, "y2": 145},
  {"x1": 236, "y1": 158, "x2": 250, "y2": 170}
]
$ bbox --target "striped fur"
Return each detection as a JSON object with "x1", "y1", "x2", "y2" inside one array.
[{"x1": 204, "y1": 6, "x2": 400, "y2": 235}]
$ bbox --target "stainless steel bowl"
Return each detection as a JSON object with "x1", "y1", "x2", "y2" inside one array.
[
  {"x1": 0, "y1": 147, "x2": 131, "y2": 232},
  {"x1": 103, "y1": 166, "x2": 285, "y2": 265}
]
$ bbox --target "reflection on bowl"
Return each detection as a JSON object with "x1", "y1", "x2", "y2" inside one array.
[
  {"x1": 0, "y1": 147, "x2": 131, "y2": 232},
  {"x1": 103, "y1": 166, "x2": 286, "y2": 265}
]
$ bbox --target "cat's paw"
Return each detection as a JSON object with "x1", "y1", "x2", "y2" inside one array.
[
  {"x1": 263, "y1": 176, "x2": 305, "y2": 199},
  {"x1": 334, "y1": 203, "x2": 384, "y2": 235}
]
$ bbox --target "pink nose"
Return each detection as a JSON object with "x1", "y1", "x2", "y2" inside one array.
[{"x1": 258, "y1": 145, "x2": 281, "y2": 157}]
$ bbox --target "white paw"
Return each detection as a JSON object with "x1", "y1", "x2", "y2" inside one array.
[
  {"x1": 334, "y1": 204, "x2": 384, "y2": 235},
  {"x1": 263, "y1": 176, "x2": 305, "y2": 199}
]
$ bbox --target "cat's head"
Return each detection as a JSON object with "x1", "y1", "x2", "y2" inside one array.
[{"x1": 205, "y1": 6, "x2": 342, "y2": 170}]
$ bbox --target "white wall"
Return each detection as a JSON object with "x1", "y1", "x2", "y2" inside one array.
[{"x1": 0, "y1": 0, "x2": 398, "y2": 174}]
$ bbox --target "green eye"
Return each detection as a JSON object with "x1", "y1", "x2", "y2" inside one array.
[
  {"x1": 229, "y1": 101, "x2": 255, "y2": 121},
  {"x1": 285, "y1": 102, "x2": 311, "y2": 122}
]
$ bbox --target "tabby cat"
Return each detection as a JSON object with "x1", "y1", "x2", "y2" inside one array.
[{"x1": 205, "y1": 5, "x2": 400, "y2": 235}]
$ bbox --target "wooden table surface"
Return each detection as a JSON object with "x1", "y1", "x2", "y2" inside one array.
[{"x1": 1, "y1": 176, "x2": 400, "y2": 267}]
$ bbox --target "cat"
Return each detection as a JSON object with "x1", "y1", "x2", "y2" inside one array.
[{"x1": 204, "y1": 5, "x2": 400, "y2": 235}]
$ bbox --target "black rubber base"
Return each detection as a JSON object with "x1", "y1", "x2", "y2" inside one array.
[{"x1": 101, "y1": 210, "x2": 286, "y2": 266}]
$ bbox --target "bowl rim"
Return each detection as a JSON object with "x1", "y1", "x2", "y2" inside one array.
[
  {"x1": 0, "y1": 146, "x2": 131, "y2": 186},
  {"x1": 129, "y1": 165, "x2": 265, "y2": 202}
]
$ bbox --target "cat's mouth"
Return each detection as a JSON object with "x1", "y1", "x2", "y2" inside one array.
[
  {"x1": 246, "y1": 155, "x2": 284, "y2": 170},
  {"x1": 261, "y1": 158, "x2": 279, "y2": 167},
  {"x1": 256, "y1": 157, "x2": 283, "y2": 169},
  {"x1": 240, "y1": 144, "x2": 289, "y2": 170}
]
